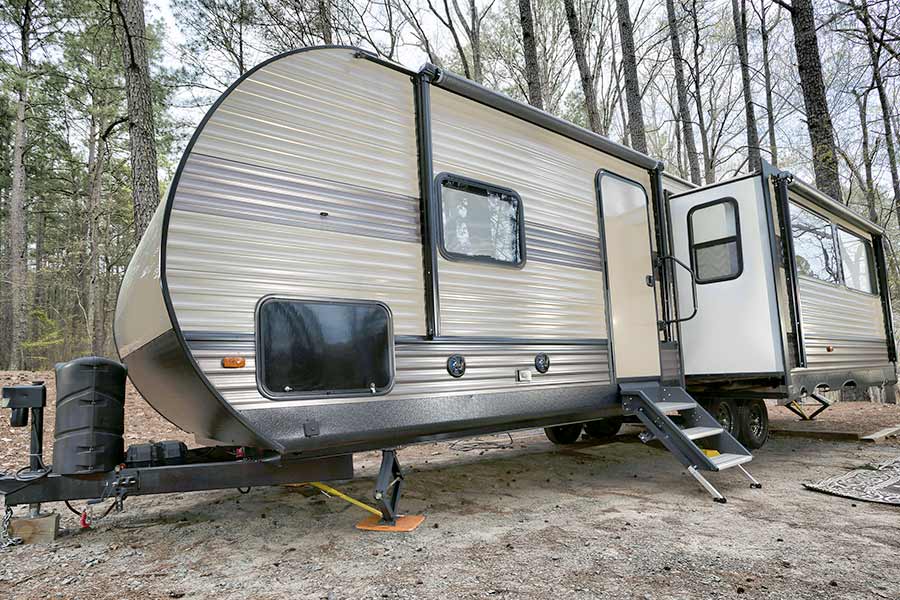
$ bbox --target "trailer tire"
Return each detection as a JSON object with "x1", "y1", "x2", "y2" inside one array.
[
  {"x1": 583, "y1": 418, "x2": 624, "y2": 441},
  {"x1": 707, "y1": 398, "x2": 739, "y2": 437},
  {"x1": 544, "y1": 424, "x2": 583, "y2": 445},
  {"x1": 738, "y1": 399, "x2": 769, "y2": 449}
]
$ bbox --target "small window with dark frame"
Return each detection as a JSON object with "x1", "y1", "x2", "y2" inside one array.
[
  {"x1": 790, "y1": 203, "x2": 840, "y2": 284},
  {"x1": 437, "y1": 175, "x2": 525, "y2": 267},
  {"x1": 256, "y1": 298, "x2": 394, "y2": 398},
  {"x1": 688, "y1": 198, "x2": 743, "y2": 284},
  {"x1": 837, "y1": 228, "x2": 875, "y2": 294}
]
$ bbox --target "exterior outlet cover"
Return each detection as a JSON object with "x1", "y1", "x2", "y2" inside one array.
[{"x1": 517, "y1": 369, "x2": 533, "y2": 383}]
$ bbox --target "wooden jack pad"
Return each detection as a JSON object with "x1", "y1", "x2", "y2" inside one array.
[
  {"x1": 9, "y1": 512, "x2": 60, "y2": 545},
  {"x1": 356, "y1": 514, "x2": 425, "y2": 532}
]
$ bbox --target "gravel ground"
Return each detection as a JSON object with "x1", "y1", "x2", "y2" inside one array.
[
  {"x1": 769, "y1": 401, "x2": 900, "y2": 436},
  {"x1": 1, "y1": 372, "x2": 899, "y2": 599}
]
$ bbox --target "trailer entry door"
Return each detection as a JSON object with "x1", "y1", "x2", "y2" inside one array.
[
  {"x1": 668, "y1": 176, "x2": 783, "y2": 377},
  {"x1": 596, "y1": 172, "x2": 661, "y2": 379}
]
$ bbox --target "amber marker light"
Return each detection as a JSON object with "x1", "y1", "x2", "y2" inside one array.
[{"x1": 222, "y1": 356, "x2": 246, "y2": 368}]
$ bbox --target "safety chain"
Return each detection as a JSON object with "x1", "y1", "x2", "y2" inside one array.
[{"x1": 1, "y1": 506, "x2": 22, "y2": 549}]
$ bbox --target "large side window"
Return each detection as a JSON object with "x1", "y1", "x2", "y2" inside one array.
[
  {"x1": 256, "y1": 298, "x2": 394, "y2": 398},
  {"x1": 790, "y1": 203, "x2": 840, "y2": 284},
  {"x1": 437, "y1": 174, "x2": 525, "y2": 267},
  {"x1": 838, "y1": 228, "x2": 875, "y2": 294},
  {"x1": 688, "y1": 198, "x2": 742, "y2": 283}
]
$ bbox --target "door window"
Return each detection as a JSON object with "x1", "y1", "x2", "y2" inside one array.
[{"x1": 688, "y1": 198, "x2": 743, "y2": 283}]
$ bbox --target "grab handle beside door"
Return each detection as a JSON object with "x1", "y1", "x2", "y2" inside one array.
[{"x1": 658, "y1": 255, "x2": 698, "y2": 325}]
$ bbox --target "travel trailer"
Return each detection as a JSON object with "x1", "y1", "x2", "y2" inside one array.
[{"x1": 1, "y1": 47, "x2": 894, "y2": 520}]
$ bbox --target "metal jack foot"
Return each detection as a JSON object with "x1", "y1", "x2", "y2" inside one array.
[
  {"x1": 373, "y1": 449, "x2": 404, "y2": 525},
  {"x1": 688, "y1": 466, "x2": 727, "y2": 503},
  {"x1": 738, "y1": 465, "x2": 762, "y2": 489}
]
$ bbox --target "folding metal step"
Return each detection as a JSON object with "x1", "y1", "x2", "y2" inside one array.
[
  {"x1": 654, "y1": 400, "x2": 696, "y2": 413},
  {"x1": 710, "y1": 453, "x2": 753, "y2": 470},
  {"x1": 682, "y1": 426, "x2": 724, "y2": 441},
  {"x1": 619, "y1": 382, "x2": 761, "y2": 503}
]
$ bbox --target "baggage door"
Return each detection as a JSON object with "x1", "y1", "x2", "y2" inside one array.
[
  {"x1": 668, "y1": 176, "x2": 783, "y2": 376},
  {"x1": 596, "y1": 172, "x2": 661, "y2": 380}
]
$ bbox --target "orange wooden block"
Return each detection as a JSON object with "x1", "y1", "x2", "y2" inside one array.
[{"x1": 356, "y1": 514, "x2": 426, "y2": 532}]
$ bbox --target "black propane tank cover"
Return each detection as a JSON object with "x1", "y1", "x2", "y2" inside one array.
[{"x1": 52, "y1": 357, "x2": 128, "y2": 475}]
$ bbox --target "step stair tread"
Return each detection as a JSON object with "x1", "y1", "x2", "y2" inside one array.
[
  {"x1": 681, "y1": 426, "x2": 723, "y2": 440},
  {"x1": 653, "y1": 400, "x2": 696, "y2": 412},
  {"x1": 710, "y1": 452, "x2": 753, "y2": 470}
]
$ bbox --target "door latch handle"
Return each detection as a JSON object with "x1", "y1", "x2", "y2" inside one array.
[{"x1": 645, "y1": 274, "x2": 655, "y2": 287}]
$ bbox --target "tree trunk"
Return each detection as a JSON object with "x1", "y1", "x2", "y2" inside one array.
[
  {"x1": 85, "y1": 115, "x2": 107, "y2": 356},
  {"x1": 114, "y1": 0, "x2": 160, "y2": 242},
  {"x1": 689, "y1": 1, "x2": 713, "y2": 183},
  {"x1": 318, "y1": 0, "x2": 333, "y2": 45},
  {"x1": 564, "y1": 0, "x2": 600, "y2": 132},
  {"x1": 789, "y1": 0, "x2": 841, "y2": 200},
  {"x1": 665, "y1": 0, "x2": 701, "y2": 184},
  {"x1": 7, "y1": 0, "x2": 32, "y2": 370},
  {"x1": 854, "y1": 90, "x2": 878, "y2": 223},
  {"x1": 615, "y1": 0, "x2": 646, "y2": 153},
  {"x1": 855, "y1": 1, "x2": 900, "y2": 229},
  {"x1": 469, "y1": 0, "x2": 482, "y2": 83},
  {"x1": 518, "y1": 0, "x2": 543, "y2": 109},
  {"x1": 760, "y1": 0, "x2": 778, "y2": 166},
  {"x1": 732, "y1": 0, "x2": 761, "y2": 171}
]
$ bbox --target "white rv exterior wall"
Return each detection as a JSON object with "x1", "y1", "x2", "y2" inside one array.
[{"x1": 430, "y1": 87, "x2": 652, "y2": 339}]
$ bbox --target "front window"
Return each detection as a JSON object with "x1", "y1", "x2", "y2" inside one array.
[
  {"x1": 790, "y1": 203, "x2": 840, "y2": 284},
  {"x1": 256, "y1": 298, "x2": 393, "y2": 398},
  {"x1": 688, "y1": 198, "x2": 743, "y2": 283},
  {"x1": 838, "y1": 228, "x2": 875, "y2": 293},
  {"x1": 437, "y1": 174, "x2": 525, "y2": 266}
]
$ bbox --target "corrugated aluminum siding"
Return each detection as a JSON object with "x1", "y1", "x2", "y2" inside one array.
[
  {"x1": 165, "y1": 49, "x2": 426, "y2": 338},
  {"x1": 114, "y1": 203, "x2": 171, "y2": 357},
  {"x1": 191, "y1": 50, "x2": 418, "y2": 197},
  {"x1": 797, "y1": 275, "x2": 889, "y2": 370},
  {"x1": 187, "y1": 336, "x2": 610, "y2": 410},
  {"x1": 430, "y1": 87, "x2": 650, "y2": 338}
]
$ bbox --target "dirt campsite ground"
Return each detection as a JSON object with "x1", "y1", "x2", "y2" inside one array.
[{"x1": 1, "y1": 371, "x2": 899, "y2": 600}]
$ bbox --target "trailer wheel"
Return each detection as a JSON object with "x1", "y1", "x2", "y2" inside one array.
[
  {"x1": 707, "y1": 398, "x2": 739, "y2": 437},
  {"x1": 583, "y1": 417, "x2": 624, "y2": 441},
  {"x1": 544, "y1": 424, "x2": 583, "y2": 445},
  {"x1": 738, "y1": 399, "x2": 769, "y2": 449}
]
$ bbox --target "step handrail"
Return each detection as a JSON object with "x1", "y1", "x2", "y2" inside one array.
[{"x1": 658, "y1": 255, "x2": 698, "y2": 324}]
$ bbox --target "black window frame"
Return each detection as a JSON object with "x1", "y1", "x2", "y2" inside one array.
[
  {"x1": 254, "y1": 296, "x2": 396, "y2": 401},
  {"x1": 687, "y1": 197, "x2": 744, "y2": 284},
  {"x1": 836, "y1": 225, "x2": 878, "y2": 295},
  {"x1": 434, "y1": 172, "x2": 527, "y2": 269}
]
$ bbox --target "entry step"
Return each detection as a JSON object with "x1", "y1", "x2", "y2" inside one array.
[
  {"x1": 682, "y1": 426, "x2": 724, "y2": 441},
  {"x1": 653, "y1": 400, "x2": 696, "y2": 413},
  {"x1": 710, "y1": 453, "x2": 753, "y2": 471}
]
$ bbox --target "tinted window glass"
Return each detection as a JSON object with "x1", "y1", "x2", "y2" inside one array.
[
  {"x1": 790, "y1": 203, "x2": 839, "y2": 284},
  {"x1": 838, "y1": 229, "x2": 874, "y2": 293},
  {"x1": 440, "y1": 177, "x2": 523, "y2": 265},
  {"x1": 258, "y1": 300, "x2": 392, "y2": 397},
  {"x1": 689, "y1": 198, "x2": 742, "y2": 283}
]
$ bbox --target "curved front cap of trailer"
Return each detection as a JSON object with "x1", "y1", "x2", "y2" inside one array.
[{"x1": 115, "y1": 46, "x2": 661, "y2": 453}]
